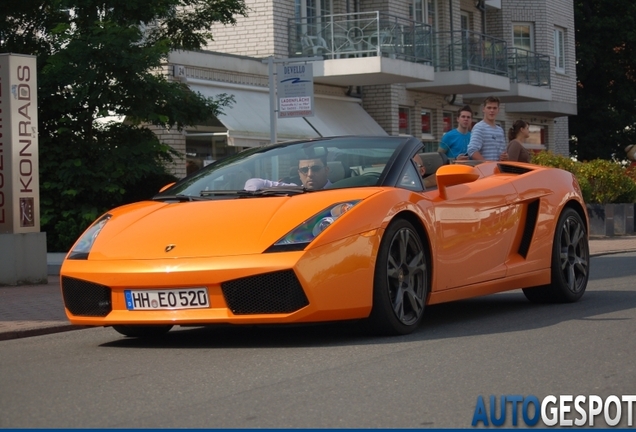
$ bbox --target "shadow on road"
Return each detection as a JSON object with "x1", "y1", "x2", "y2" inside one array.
[{"x1": 99, "y1": 254, "x2": 636, "y2": 349}]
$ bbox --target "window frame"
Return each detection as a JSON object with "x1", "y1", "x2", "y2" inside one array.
[
  {"x1": 554, "y1": 27, "x2": 565, "y2": 73},
  {"x1": 512, "y1": 22, "x2": 534, "y2": 51}
]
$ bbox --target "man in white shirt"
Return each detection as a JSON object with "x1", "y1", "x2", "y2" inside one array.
[
  {"x1": 244, "y1": 156, "x2": 331, "y2": 191},
  {"x1": 467, "y1": 96, "x2": 508, "y2": 161}
]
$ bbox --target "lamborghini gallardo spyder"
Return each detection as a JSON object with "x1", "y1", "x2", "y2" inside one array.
[{"x1": 60, "y1": 136, "x2": 590, "y2": 337}]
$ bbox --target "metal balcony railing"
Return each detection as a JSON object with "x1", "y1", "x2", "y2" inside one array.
[
  {"x1": 507, "y1": 47, "x2": 551, "y2": 87},
  {"x1": 288, "y1": 12, "x2": 433, "y2": 63},
  {"x1": 432, "y1": 30, "x2": 508, "y2": 76}
]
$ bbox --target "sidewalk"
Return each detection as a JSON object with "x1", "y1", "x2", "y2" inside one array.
[{"x1": 2, "y1": 237, "x2": 636, "y2": 342}]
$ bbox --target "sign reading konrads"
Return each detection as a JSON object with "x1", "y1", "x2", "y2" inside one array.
[{"x1": 0, "y1": 54, "x2": 40, "y2": 234}]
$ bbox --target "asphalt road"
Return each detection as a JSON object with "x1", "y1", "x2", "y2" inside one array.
[{"x1": 1, "y1": 252, "x2": 635, "y2": 428}]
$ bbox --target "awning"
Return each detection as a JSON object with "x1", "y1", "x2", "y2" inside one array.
[
  {"x1": 187, "y1": 80, "x2": 319, "y2": 147},
  {"x1": 305, "y1": 97, "x2": 388, "y2": 137},
  {"x1": 186, "y1": 79, "x2": 387, "y2": 147}
]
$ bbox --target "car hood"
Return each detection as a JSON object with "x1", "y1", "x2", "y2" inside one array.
[{"x1": 86, "y1": 190, "x2": 379, "y2": 260}]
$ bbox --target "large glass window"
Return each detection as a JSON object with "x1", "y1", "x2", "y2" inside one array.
[
  {"x1": 399, "y1": 107, "x2": 411, "y2": 135},
  {"x1": 554, "y1": 27, "x2": 565, "y2": 73}
]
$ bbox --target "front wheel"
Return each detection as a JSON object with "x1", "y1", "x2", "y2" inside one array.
[
  {"x1": 523, "y1": 207, "x2": 589, "y2": 303},
  {"x1": 368, "y1": 219, "x2": 428, "y2": 335},
  {"x1": 112, "y1": 325, "x2": 173, "y2": 338}
]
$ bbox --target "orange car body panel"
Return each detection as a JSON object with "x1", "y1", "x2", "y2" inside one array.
[{"x1": 61, "y1": 161, "x2": 587, "y2": 327}]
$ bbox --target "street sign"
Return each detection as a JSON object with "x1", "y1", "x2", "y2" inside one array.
[{"x1": 276, "y1": 63, "x2": 314, "y2": 118}]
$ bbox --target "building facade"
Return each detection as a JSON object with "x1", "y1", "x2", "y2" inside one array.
[{"x1": 157, "y1": 0, "x2": 577, "y2": 177}]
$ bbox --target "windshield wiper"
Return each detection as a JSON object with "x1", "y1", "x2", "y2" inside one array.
[
  {"x1": 152, "y1": 194, "x2": 208, "y2": 202},
  {"x1": 200, "y1": 187, "x2": 308, "y2": 197}
]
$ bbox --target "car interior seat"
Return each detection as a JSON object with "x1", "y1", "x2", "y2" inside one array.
[
  {"x1": 419, "y1": 151, "x2": 450, "y2": 178},
  {"x1": 327, "y1": 161, "x2": 346, "y2": 184}
]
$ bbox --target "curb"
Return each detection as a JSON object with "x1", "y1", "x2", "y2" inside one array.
[{"x1": 0, "y1": 324, "x2": 89, "y2": 342}]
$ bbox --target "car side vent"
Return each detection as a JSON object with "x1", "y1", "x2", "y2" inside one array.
[
  {"x1": 61, "y1": 276, "x2": 112, "y2": 317},
  {"x1": 221, "y1": 270, "x2": 309, "y2": 315},
  {"x1": 518, "y1": 199, "x2": 540, "y2": 258},
  {"x1": 498, "y1": 164, "x2": 533, "y2": 175}
]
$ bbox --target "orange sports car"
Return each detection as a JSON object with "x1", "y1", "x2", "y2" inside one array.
[{"x1": 60, "y1": 136, "x2": 590, "y2": 337}]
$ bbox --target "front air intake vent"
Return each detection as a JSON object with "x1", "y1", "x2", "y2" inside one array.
[
  {"x1": 498, "y1": 164, "x2": 533, "y2": 175},
  {"x1": 61, "y1": 276, "x2": 112, "y2": 317},
  {"x1": 221, "y1": 270, "x2": 309, "y2": 315}
]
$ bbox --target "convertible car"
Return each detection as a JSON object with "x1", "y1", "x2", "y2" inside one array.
[{"x1": 60, "y1": 136, "x2": 590, "y2": 337}]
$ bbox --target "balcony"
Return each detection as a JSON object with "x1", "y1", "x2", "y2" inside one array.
[
  {"x1": 465, "y1": 47, "x2": 552, "y2": 103},
  {"x1": 407, "y1": 30, "x2": 510, "y2": 94},
  {"x1": 288, "y1": 12, "x2": 435, "y2": 86}
]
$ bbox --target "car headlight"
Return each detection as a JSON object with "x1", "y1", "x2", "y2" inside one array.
[
  {"x1": 265, "y1": 201, "x2": 360, "y2": 253},
  {"x1": 67, "y1": 214, "x2": 112, "y2": 260}
]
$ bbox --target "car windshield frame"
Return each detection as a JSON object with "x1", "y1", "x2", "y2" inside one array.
[{"x1": 155, "y1": 136, "x2": 415, "y2": 199}]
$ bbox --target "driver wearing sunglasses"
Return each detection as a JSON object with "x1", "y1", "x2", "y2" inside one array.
[{"x1": 244, "y1": 156, "x2": 332, "y2": 191}]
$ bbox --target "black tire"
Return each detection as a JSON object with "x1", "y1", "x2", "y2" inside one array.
[
  {"x1": 112, "y1": 325, "x2": 173, "y2": 338},
  {"x1": 368, "y1": 219, "x2": 428, "y2": 335},
  {"x1": 523, "y1": 207, "x2": 590, "y2": 303}
]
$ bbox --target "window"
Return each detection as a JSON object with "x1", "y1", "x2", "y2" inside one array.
[
  {"x1": 554, "y1": 27, "x2": 565, "y2": 73},
  {"x1": 410, "y1": 0, "x2": 437, "y2": 30},
  {"x1": 527, "y1": 125, "x2": 545, "y2": 146},
  {"x1": 421, "y1": 110, "x2": 432, "y2": 135},
  {"x1": 513, "y1": 23, "x2": 534, "y2": 51},
  {"x1": 442, "y1": 111, "x2": 453, "y2": 133},
  {"x1": 427, "y1": 0, "x2": 437, "y2": 29},
  {"x1": 399, "y1": 107, "x2": 411, "y2": 135},
  {"x1": 460, "y1": 11, "x2": 470, "y2": 33},
  {"x1": 295, "y1": 0, "x2": 332, "y2": 38}
]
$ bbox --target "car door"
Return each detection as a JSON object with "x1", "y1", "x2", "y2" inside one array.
[{"x1": 429, "y1": 175, "x2": 519, "y2": 290}]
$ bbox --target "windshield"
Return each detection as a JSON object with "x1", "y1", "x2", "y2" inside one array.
[{"x1": 157, "y1": 136, "x2": 410, "y2": 198}]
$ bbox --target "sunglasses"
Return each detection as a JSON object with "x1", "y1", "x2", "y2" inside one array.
[{"x1": 298, "y1": 165, "x2": 324, "y2": 174}]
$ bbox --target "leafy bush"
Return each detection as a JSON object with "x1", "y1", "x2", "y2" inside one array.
[
  {"x1": 532, "y1": 152, "x2": 636, "y2": 204},
  {"x1": 40, "y1": 125, "x2": 179, "y2": 252}
]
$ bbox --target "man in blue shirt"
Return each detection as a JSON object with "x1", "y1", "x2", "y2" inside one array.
[
  {"x1": 467, "y1": 96, "x2": 509, "y2": 161},
  {"x1": 438, "y1": 105, "x2": 472, "y2": 159}
]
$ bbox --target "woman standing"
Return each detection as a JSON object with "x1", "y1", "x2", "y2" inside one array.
[{"x1": 507, "y1": 120, "x2": 532, "y2": 162}]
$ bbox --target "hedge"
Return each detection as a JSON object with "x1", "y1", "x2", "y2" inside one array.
[{"x1": 531, "y1": 152, "x2": 636, "y2": 204}]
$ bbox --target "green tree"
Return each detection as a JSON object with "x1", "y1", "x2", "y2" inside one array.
[
  {"x1": 0, "y1": 0, "x2": 247, "y2": 251},
  {"x1": 571, "y1": 0, "x2": 636, "y2": 161}
]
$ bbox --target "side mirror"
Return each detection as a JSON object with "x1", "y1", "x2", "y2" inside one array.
[
  {"x1": 436, "y1": 165, "x2": 480, "y2": 199},
  {"x1": 158, "y1": 182, "x2": 176, "y2": 193}
]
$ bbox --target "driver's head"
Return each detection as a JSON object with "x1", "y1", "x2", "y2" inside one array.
[{"x1": 298, "y1": 157, "x2": 329, "y2": 190}]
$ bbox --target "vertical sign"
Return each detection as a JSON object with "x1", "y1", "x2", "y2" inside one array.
[
  {"x1": 276, "y1": 63, "x2": 314, "y2": 118},
  {"x1": 0, "y1": 54, "x2": 40, "y2": 234}
]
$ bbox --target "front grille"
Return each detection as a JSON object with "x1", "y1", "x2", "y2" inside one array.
[
  {"x1": 221, "y1": 270, "x2": 309, "y2": 315},
  {"x1": 61, "y1": 276, "x2": 112, "y2": 317}
]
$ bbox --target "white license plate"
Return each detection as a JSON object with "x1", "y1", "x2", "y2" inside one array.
[{"x1": 124, "y1": 288, "x2": 209, "y2": 310}]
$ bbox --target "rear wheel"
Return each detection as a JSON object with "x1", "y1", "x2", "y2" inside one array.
[
  {"x1": 368, "y1": 219, "x2": 428, "y2": 335},
  {"x1": 112, "y1": 325, "x2": 173, "y2": 338},
  {"x1": 523, "y1": 208, "x2": 589, "y2": 303}
]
